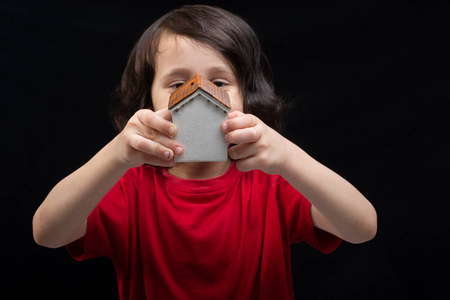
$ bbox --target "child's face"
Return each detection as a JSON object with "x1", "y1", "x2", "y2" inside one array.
[{"x1": 151, "y1": 33, "x2": 244, "y2": 112}]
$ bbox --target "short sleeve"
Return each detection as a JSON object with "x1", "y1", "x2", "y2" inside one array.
[
  {"x1": 66, "y1": 167, "x2": 140, "y2": 260},
  {"x1": 277, "y1": 177, "x2": 341, "y2": 254}
]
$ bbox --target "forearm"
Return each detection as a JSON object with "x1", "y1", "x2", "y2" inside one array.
[
  {"x1": 222, "y1": 112, "x2": 376, "y2": 243},
  {"x1": 280, "y1": 142, "x2": 377, "y2": 244},
  {"x1": 33, "y1": 138, "x2": 129, "y2": 248}
]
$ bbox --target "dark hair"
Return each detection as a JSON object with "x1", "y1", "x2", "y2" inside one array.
[{"x1": 112, "y1": 5, "x2": 287, "y2": 132}]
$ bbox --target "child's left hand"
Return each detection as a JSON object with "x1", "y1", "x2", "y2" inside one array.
[
  {"x1": 221, "y1": 111, "x2": 291, "y2": 175},
  {"x1": 222, "y1": 111, "x2": 377, "y2": 244}
]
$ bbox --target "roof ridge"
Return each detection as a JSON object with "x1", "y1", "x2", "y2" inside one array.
[{"x1": 168, "y1": 73, "x2": 231, "y2": 109}]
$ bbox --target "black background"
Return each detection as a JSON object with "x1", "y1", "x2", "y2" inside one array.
[{"x1": 1, "y1": 0, "x2": 449, "y2": 299}]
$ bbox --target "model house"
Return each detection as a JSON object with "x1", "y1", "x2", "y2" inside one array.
[{"x1": 168, "y1": 73, "x2": 231, "y2": 162}]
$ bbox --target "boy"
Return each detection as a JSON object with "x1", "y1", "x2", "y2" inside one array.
[{"x1": 33, "y1": 5, "x2": 376, "y2": 299}]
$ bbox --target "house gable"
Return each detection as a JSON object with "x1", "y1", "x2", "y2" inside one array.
[
  {"x1": 168, "y1": 74, "x2": 231, "y2": 162},
  {"x1": 168, "y1": 73, "x2": 231, "y2": 111}
]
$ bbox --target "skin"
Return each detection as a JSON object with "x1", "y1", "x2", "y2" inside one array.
[{"x1": 33, "y1": 32, "x2": 377, "y2": 249}]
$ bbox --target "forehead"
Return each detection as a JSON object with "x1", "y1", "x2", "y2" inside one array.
[{"x1": 153, "y1": 32, "x2": 234, "y2": 76}]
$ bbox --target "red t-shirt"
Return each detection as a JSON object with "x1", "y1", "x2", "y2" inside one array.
[{"x1": 67, "y1": 162, "x2": 341, "y2": 299}]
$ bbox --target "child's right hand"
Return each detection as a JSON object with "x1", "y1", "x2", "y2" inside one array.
[{"x1": 111, "y1": 108, "x2": 183, "y2": 168}]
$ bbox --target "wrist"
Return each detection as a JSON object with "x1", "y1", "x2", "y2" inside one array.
[
  {"x1": 277, "y1": 141, "x2": 312, "y2": 180},
  {"x1": 101, "y1": 136, "x2": 133, "y2": 173}
]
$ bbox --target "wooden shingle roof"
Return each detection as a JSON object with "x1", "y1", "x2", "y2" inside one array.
[{"x1": 168, "y1": 73, "x2": 231, "y2": 110}]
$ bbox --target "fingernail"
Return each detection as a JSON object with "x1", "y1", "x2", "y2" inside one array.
[
  {"x1": 164, "y1": 151, "x2": 171, "y2": 160},
  {"x1": 168, "y1": 126, "x2": 175, "y2": 136},
  {"x1": 175, "y1": 146, "x2": 183, "y2": 156},
  {"x1": 221, "y1": 122, "x2": 228, "y2": 132}
]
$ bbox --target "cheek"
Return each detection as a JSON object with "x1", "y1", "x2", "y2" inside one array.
[
  {"x1": 150, "y1": 88, "x2": 168, "y2": 111},
  {"x1": 229, "y1": 91, "x2": 244, "y2": 112},
  {"x1": 152, "y1": 100, "x2": 167, "y2": 112}
]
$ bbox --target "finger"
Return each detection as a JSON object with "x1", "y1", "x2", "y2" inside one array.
[
  {"x1": 228, "y1": 110, "x2": 244, "y2": 119},
  {"x1": 235, "y1": 156, "x2": 259, "y2": 173},
  {"x1": 155, "y1": 107, "x2": 173, "y2": 121},
  {"x1": 221, "y1": 113, "x2": 258, "y2": 134},
  {"x1": 132, "y1": 109, "x2": 183, "y2": 157},
  {"x1": 134, "y1": 124, "x2": 182, "y2": 156},
  {"x1": 228, "y1": 142, "x2": 257, "y2": 161},
  {"x1": 152, "y1": 134, "x2": 184, "y2": 157},
  {"x1": 137, "y1": 109, "x2": 177, "y2": 138},
  {"x1": 131, "y1": 134, "x2": 174, "y2": 160},
  {"x1": 225, "y1": 124, "x2": 262, "y2": 145},
  {"x1": 143, "y1": 156, "x2": 175, "y2": 168}
]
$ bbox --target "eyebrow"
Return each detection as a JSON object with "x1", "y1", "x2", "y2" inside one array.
[{"x1": 161, "y1": 66, "x2": 235, "y2": 82}]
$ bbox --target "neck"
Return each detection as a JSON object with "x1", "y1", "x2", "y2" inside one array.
[{"x1": 167, "y1": 159, "x2": 232, "y2": 180}]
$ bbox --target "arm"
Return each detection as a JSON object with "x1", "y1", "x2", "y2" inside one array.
[
  {"x1": 33, "y1": 108, "x2": 183, "y2": 248},
  {"x1": 222, "y1": 111, "x2": 377, "y2": 244}
]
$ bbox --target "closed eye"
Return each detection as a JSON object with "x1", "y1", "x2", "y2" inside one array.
[
  {"x1": 170, "y1": 79, "x2": 228, "y2": 90},
  {"x1": 169, "y1": 81, "x2": 185, "y2": 89},
  {"x1": 213, "y1": 81, "x2": 227, "y2": 88}
]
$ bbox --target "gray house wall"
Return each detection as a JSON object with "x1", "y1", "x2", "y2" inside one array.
[{"x1": 170, "y1": 90, "x2": 230, "y2": 162}]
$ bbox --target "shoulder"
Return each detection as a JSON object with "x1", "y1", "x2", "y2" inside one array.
[
  {"x1": 109, "y1": 165, "x2": 158, "y2": 196},
  {"x1": 244, "y1": 169, "x2": 296, "y2": 194},
  {"x1": 123, "y1": 164, "x2": 159, "y2": 183},
  {"x1": 239, "y1": 168, "x2": 299, "y2": 202},
  {"x1": 242, "y1": 167, "x2": 282, "y2": 184}
]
